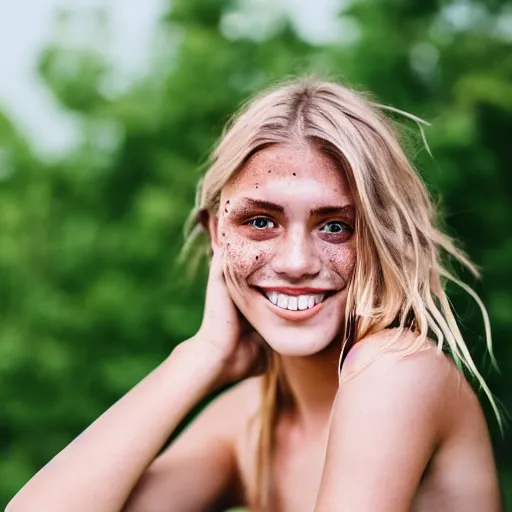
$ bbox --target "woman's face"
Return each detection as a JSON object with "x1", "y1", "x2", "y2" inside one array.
[{"x1": 214, "y1": 142, "x2": 356, "y2": 356}]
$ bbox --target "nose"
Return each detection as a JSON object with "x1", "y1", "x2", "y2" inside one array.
[{"x1": 270, "y1": 227, "x2": 322, "y2": 280}]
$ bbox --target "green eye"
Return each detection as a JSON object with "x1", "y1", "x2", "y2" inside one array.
[{"x1": 250, "y1": 217, "x2": 275, "y2": 230}]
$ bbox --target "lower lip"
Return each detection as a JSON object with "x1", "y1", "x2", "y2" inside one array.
[{"x1": 258, "y1": 291, "x2": 328, "y2": 321}]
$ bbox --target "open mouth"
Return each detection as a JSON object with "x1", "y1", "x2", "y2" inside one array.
[{"x1": 255, "y1": 288, "x2": 337, "y2": 312}]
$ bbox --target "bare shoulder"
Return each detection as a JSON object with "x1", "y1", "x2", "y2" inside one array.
[
  {"x1": 122, "y1": 380, "x2": 263, "y2": 512},
  {"x1": 199, "y1": 376, "x2": 262, "y2": 436},
  {"x1": 316, "y1": 330, "x2": 484, "y2": 510},
  {"x1": 341, "y1": 329, "x2": 452, "y2": 378},
  {"x1": 159, "y1": 376, "x2": 262, "y2": 454},
  {"x1": 338, "y1": 329, "x2": 467, "y2": 436},
  {"x1": 337, "y1": 328, "x2": 497, "y2": 457},
  {"x1": 219, "y1": 376, "x2": 262, "y2": 416}
]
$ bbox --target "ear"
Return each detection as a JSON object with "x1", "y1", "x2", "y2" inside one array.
[{"x1": 199, "y1": 209, "x2": 221, "y2": 251}]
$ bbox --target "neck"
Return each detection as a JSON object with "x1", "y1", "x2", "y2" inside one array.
[{"x1": 278, "y1": 339, "x2": 342, "y2": 435}]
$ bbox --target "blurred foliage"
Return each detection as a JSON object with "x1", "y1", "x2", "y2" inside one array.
[{"x1": 0, "y1": 0, "x2": 511, "y2": 509}]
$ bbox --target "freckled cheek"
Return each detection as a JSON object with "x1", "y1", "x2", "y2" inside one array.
[
  {"x1": 320, "y1": 241, "x2": 357, "y2": 280},
  {"x1": 222, "y1": 228, "x2": 273, "y2": 283}
]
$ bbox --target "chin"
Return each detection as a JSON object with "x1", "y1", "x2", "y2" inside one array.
[
  {"x1": 257, "y1": 322, "x2": 343, "y2": 356},
  {"x1": 235, "y1": 285, "x2": 347, "y2": 357}
]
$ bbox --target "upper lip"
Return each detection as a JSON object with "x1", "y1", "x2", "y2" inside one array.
[{"x1": 256, "y1": 286, "x2": 336, "y2": 296}]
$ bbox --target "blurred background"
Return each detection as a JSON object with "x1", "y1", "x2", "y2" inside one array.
[{"x1": 0, "y1": 0, "x2": 511, "y2": 509}]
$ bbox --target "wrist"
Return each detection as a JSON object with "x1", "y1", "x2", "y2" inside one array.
[{"x1": 170, "y1": 337, "x2": 228, "y2": 391}]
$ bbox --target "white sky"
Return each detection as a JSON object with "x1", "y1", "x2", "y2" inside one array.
[
  {"x1": 0, "y1": 0, "x2": 166, "y2": 156},
  {"x1": 0, "y1": 0, "x2": 509, "y2": 157},
  {"x1": 0, "y1": 0, "x2": 348, "y2": 158}
]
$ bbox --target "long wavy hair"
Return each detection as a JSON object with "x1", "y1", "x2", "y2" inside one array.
[{"x1": 181, "y1": 76, "x2": 499, "y2": 510}]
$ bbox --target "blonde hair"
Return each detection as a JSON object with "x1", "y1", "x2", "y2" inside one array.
[{"x1": 181, "y1": 76, "x2": 500, "y2": 510}]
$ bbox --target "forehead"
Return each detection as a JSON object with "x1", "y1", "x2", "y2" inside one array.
[{"x1": 222, "y1": 143, "x2": 353, "y2": 206}]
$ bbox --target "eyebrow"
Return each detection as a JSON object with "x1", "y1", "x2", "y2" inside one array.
[
  {"x1": 235, "y1": 198, "x2": 285, "y2": 214},
  {"x1": 234, "y1": 198, "x2": 354, "y2": 216},
  {"x1": 310, "y1": 205, "x2": 355, "y2": 217}
]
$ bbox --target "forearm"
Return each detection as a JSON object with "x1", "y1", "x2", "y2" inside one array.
[{"x1": 6, "y1": 338, "x2": 223, "y2": 512}]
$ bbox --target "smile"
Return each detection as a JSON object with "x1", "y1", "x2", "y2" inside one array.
[
  {"x1": 264, "y1": 291, "x2": 327, "y2": 311},
  {"x1": 255, "y1": 287, "x2": 337, "y2": 318}
]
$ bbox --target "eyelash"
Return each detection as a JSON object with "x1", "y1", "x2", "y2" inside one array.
[
  {"x1": 246, "y1": 217, "x2": 352, "y2": 234},
  {"x1": 247, "y1": 217, "x2": 276, "y2": 230},
  {"x1": 320, "y1": 221, "x2": 352, "y2": 234}
]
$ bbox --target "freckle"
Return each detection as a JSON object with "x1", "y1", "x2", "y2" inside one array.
[
  {"x1": 268, "y1": 170, "x2": 272, "y2": 174},
  {"x1": 222, "y1": 232, "x2": 226, "y2": 236}
]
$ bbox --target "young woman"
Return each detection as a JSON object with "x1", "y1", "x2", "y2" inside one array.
[{"x1": 7, "y1": 78, "x2": 502, "y2": 512}]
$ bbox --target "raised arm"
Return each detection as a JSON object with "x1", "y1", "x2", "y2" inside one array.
[
  {"x1": 6, "y1": 340, "x2": 228, "y2": 512},
  {"x1": 6, "y1": 248, "x2": 265, "y2": 512},
  {"x1": 122, "y1": 377, "x2": 257, "y2": 512}
]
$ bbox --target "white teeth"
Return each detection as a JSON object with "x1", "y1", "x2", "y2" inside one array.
[
  {"x1": 298, "y1": 296, "x2": 308, "y2": 310},
  {"x1": 264, "y1": 291, "x2": 328, "y2": 311},
  {"x1": 277, "y1": 294, "x2": 288, "y2": 308}
]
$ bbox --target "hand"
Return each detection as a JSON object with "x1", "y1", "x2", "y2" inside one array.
[{"x1": 192, "y1": 247, "x2": 269, "y2": 386}]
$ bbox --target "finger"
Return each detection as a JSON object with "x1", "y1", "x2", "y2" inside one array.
[
  {"x1": 208, "y1": 246, "x2": 224, "y2": 282},
  {"x1": 204, "y1": 247, "x2": 231, "y2": 309},
  {"x1": 224, "y1": 260, "x2": 244, "y2": 300}
]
